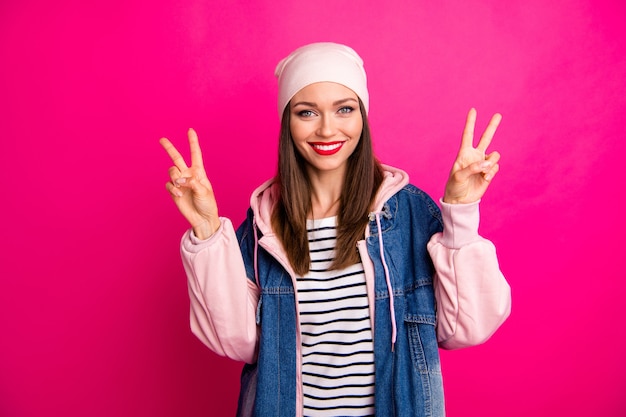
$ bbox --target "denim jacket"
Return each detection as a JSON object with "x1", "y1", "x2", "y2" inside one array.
[{"x1": 179, "y1": 165, "x2": 511, "y2": 417}]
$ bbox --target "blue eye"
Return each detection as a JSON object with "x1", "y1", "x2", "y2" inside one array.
[
  {"x1": 338, "y1": 106, "x2": 354, "y2": 114},
  {"x1": 297, "y1": 110, "x2": 315, "y2": 117}
]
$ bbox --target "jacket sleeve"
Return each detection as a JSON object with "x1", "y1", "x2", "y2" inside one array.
[
  {"x1": 180, "y1": 217, "x2": 260, "y2": 363},
  {"x1": 427, "y1": 201, "x2": 511, "y2": 350}
]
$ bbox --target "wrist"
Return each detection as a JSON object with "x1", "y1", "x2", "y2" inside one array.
[
  {"x1": 443, "y1": 192, "x2": 479, "y2": 205},
  {"x1": 192, "y1": 218, "x2": 219, "y2": 240},
  {"x1": 443, "y1": 194, "x2": 465, "y2": 204}
]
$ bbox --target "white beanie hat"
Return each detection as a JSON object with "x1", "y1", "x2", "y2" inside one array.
[{"x1": 274, "y1": 42, "x2": 369, "y2": 117}]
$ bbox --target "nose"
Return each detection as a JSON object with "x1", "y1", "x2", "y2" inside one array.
[{"x1": 316, "y1": 114, "x2": 336, "y2": 138}]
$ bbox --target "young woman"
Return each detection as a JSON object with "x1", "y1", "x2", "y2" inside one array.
[{"x1": 160, "y1": 42, "x2": 511, "y2": 417}]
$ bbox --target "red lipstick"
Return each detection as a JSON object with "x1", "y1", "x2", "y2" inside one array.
[{"x1": 309, "y1": 141, "x2": 344, "y2": 155}]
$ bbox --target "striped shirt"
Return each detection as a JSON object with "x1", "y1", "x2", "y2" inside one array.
[{"x1": 297, "y1": 217, "x2": 375, "y2": 417}]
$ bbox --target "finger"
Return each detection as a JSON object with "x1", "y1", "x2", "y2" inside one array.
[
  {"x1": 167, "y1": 165, "x2": 183, "y2": 183},
  {"x1": 483, "y1": 163, "x2": 500, "y2": 182},
  {"x1": 461, "y1": 157, "x2": 498, "y2": 179},
  {"x1": 453, "y1": 159, "x2": 489, "y2": 183},
  {"x1": 485, "y1": 150, "x2": 501, "y2": 165},
  {"x1": 188, "y1": 128, "x2": 205, "y2": 170},
  {"x1": 165, "y1": 181, "x2": 183, "y2": 198},
  {"x1": 461, "y1": 108, "x2": 477, "y2": 149},
  {"x1": 172, "y1": 176, "x2": 196, "y2": 190},
  {"x1": 482, "y1": 151, "x2": 501, "y2": 182},
  {"x1": 476, "y1": 113, "x2": 502, "y2": 153},
  {"x1": 160, "y1": 137, "x2": 189, "y2": 172},
  {"x1": 166, "y1": 173, "x2": 211, "y2": 200}
]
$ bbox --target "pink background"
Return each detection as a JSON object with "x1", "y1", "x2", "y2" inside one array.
[{"x1": 1, "y1": 0, "x2": 624, "y2": 416}]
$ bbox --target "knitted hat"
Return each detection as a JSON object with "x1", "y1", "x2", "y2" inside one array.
[{"x1": 274, "y1": 42, "x2": 369, "y2": 117}]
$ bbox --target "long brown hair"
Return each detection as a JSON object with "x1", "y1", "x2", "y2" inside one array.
[{"x1": 271, "y1": 99, "x2": 384, "y2": 275}]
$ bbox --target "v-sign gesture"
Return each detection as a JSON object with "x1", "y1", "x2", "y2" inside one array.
[
  {"x1": 444, "y1": 108, "x2": 502, "y2": 204},
  {"x1": 160, "y1": 128, "x2": 220, "y2": 240}
]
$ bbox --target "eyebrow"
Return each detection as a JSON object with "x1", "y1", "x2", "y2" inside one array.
[{"x1": 291, "y1": 97, "x2": 358, "y2": 108}]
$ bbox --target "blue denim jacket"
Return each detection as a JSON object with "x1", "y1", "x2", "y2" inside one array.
[{"x1": 234, "y1": 182, "x2": 445, "y2": 417}]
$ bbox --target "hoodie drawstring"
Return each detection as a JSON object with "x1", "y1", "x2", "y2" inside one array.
[
  {"x1": 253, "y1": 219, "x2": 263, "y2": 325},
  {"x1": 253, "y1": 219, "x2": 260, "y2": 284},
  {"x1": 375, "y1": 212, "x2": 397, "y2": 351}
]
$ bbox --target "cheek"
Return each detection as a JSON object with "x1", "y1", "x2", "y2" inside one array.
[
  {"x1": 350, "y1": 120, "x2": 364, "y2": 139},
  {"x1": 289, "y1": 121, "x2": 306, "y2": 142}
]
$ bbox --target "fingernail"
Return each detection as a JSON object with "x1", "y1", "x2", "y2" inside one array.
[{"x1": 176, "y1": 177, "x2": 187, "y2": 185}]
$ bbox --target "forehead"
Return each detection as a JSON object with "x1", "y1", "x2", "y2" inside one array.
[{"x1": 291, "y1": 82, "x2": 358, "y2": 103}]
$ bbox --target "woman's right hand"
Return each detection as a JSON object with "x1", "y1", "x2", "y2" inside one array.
[{"x1": 160, "y1": 128, "x2": 220, "y2": 240}]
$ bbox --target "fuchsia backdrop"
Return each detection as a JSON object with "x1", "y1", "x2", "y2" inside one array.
[{"x1": 1, "y1": 1, "x2": 625, "y2": 416}]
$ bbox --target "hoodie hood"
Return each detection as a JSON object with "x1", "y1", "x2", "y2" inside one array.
[{"x1": 249, "y1": 164, "x2": 410, "y2": 235}]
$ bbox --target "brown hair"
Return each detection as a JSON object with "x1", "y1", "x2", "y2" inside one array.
[{"x1": 271, "y1": 99, "x2": 384, "y2": 275}]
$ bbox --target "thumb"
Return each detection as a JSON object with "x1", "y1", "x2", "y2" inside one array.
[
  {"x1": 174, "y1": 175, "x2": 213, "y2": 197},
  {"x1": 454, "y1": 159, "x2": 493, "y2": 183}
]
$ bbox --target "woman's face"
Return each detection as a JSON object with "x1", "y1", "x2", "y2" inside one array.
[{"x1": 289, "y1": 82, "x2": 363, "y2": 177}]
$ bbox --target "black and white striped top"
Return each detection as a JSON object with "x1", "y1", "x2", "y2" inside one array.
[{"x1": 297, "y1": 217, "x2": 375, "y2": 417}]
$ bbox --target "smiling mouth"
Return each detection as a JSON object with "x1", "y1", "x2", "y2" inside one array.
[{"x1": 309, "y1": 141, "x2": 344, "y2": 155}]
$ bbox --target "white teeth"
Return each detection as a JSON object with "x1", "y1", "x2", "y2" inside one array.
[{"x1": 313, "y1": 143, "x2": 342, "y2": 151}]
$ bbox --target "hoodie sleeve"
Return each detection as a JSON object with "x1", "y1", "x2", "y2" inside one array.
[
  {"x1": 180, "y1": 217, "x2": 260, "y2": 363},
  {"x1": 427, "y1": 201, "x2": 511, "y2": 350}
]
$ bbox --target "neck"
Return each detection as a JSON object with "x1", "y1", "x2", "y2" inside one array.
[
  {"x1": 310, "y1": 194, "x2": 341, "y2": 219},
  {"x1": 307, "y1": 170, "x2": 344, "y2": 220}
]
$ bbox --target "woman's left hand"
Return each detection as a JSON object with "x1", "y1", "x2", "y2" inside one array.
[{"x1": 443, "y1": 108, "x2": 502, "y2": 204}]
